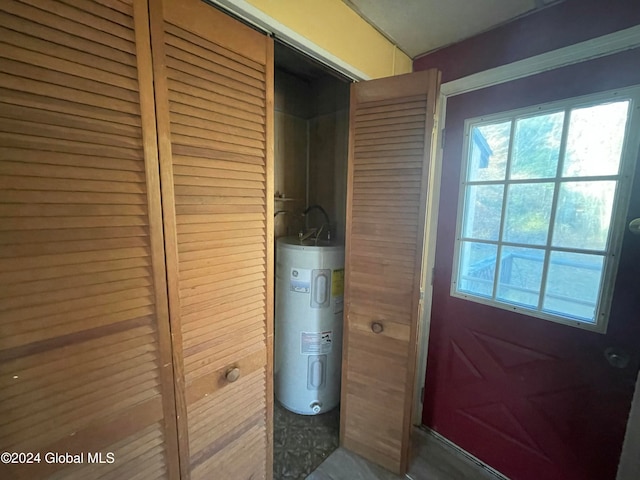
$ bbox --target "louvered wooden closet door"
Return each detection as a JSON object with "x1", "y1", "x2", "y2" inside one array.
[
  {"x1": 341, "y1": 70, "x2": 440, "y2": 474},
  {"x1": 149, "y1": 1, "x2": 273, "y2": 479},
  {"x1": 0, "y1": 1, "x2": 179, "y2": 479}
]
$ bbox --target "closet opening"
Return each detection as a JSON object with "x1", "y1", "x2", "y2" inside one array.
[{"x1": 272, "y1": 40, "x2": 350, "y2": 480}]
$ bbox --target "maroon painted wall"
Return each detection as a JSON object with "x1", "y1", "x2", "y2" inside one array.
[{"x1": 413, "y1": 0, "x2": 640, "y2": 82}]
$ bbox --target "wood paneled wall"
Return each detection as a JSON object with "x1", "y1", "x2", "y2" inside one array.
[
  {"x1": 308, "y1": 108, "x2": 349, "y2": 243},
  {"x1": 274, "y1": 111, "x2": 306, "y2": 238},
  {"x1": 274, "y1": 70, "x2": 308, "y2": 239},
  {"x1": 308, "y1": 75, "x2": 349, "y2": 242},
  {"x1": 274, "y1": 68, "x2": 349, "y2": 240}
]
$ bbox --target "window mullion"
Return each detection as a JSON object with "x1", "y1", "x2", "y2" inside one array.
[
  {"x1": 467, "y1": 174, "x2": 618, "y2": 186},
  {"x1": 492, "y1": 119, "x2": 516, "y2": 300},
  {"x1": 458, "y1": 237, "x2": 607, "y2": 256},
  {"x1": 537, "y1": 108, "x2": 572, "y2": 311}
]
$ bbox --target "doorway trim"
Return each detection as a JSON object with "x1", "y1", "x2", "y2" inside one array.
[
  {"x1": 440, "y1": 24, "x2": 640, "y2": 97},
  {"x1": 414, "y1": 23, "x2": 640, "y2": 480},
  {"x1": 206, "y1": 0, "x2": 371, "y2": 81}
]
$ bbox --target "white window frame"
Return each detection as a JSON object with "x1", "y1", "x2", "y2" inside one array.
[{"x1": 451, "y1": 86, "x2": 640, "y2": 333}]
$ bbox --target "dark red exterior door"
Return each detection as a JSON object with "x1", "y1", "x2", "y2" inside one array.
[{"x1": 423, "y1": 50, "x2": 640, "y2": 480}]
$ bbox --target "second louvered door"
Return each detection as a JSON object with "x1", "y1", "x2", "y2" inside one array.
[
  {"x1": 341, "y1": 70, "x2": 440, "y2": 474},
  {"x1": 0, "y1": 0, "x2": 179, "y2": 479},
  {"x1": 149, "y1": 1, "x2": 273, "y2": 479}
]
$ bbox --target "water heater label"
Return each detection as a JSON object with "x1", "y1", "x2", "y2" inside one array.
[
  {"x1": 301, "y1": 331, "x2": 332, "y2": 355},
  {"x1": 331, "y1": 269, "x2": 344, "y2": 297},
  {"x1": 290, "y1": 268, "x2": 311, "y2": 293}
]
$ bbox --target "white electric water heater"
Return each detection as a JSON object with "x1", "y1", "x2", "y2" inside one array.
[{"x1": 275, "y1": 237, "x2": 345, "y2": 415}]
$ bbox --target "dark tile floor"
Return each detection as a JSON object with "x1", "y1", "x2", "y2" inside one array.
[{"x1": 273, "y1": 400, "x2": 340, "y2": 480}]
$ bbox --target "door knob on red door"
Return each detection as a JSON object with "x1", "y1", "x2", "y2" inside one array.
[{"x1": 604, "y1": 347, "x2": 630, "y2": 369}]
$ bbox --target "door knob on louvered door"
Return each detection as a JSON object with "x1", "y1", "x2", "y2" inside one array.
[
  {"x1": 371, "y1": 322, "x2": 384, "y2": 334},
  {"x1": 225, "y1": 367, "x2": 241, "y2": 383}
]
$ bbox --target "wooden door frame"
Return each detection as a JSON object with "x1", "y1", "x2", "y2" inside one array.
[
  {"x1": 414, "y1": 24, "x2": 640, "y2": 480},
  {"x1": 205, "y1": 0, "x2": 371, "y2": 81}
]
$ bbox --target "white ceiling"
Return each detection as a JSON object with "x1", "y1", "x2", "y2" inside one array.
[{"x1": 343, "y1": 0, "x2": 558, "y2": 58}]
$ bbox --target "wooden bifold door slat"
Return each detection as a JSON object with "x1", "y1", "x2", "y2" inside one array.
[
  {"x1": 0, "y1": 1, "x2": 179, "y2": 479},
  {"x1": 149, "y1": 0, "x2": 274, "y2": 479},
  {"x1": 341, "y1": 69, "x2": 441, "y2": 475},
  {"x1": 1, "y1": 0, "x2": 275, "y2": 478}
]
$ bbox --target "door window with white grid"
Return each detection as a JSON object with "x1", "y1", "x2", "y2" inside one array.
[{"x1": 452, "y1": 88, "x2": 640, "y2": 332}]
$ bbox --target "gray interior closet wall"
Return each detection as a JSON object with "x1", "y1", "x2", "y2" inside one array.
[{"x1": 273, "y1": 61, "x2": 349, "y2": 241}]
